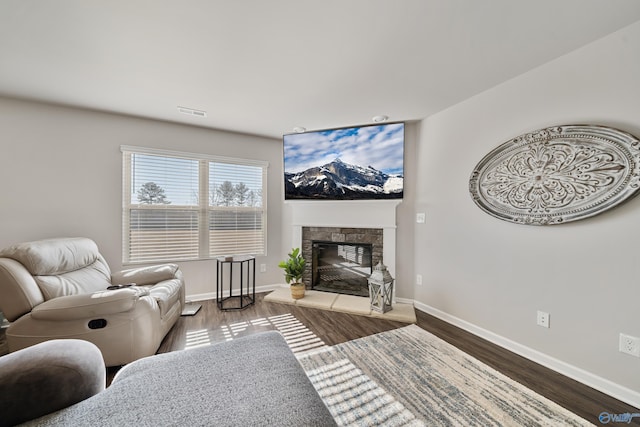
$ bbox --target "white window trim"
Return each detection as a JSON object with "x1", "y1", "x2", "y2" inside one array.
[{"x1": 121, "y1": 145, "x2": 268, "y2": 265}]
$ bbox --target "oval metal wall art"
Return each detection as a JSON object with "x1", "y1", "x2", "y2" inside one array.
[{"x1": 469, "y1": 125, "x2": 640, "y2": 225}]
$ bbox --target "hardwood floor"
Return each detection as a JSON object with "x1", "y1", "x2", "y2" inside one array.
[
  {"x1": 120, "y1": 292, "x2": 640, "y2": 425},
  {"x1": 156, "y1": 293, "x2": 407, "y2": 353}
]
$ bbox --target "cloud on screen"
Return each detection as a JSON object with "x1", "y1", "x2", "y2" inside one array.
[{"x1": 284, "y1": 123, "x2": 404, "y2": 175}]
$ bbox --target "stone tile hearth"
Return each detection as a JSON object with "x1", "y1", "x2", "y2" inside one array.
[{"x1": 264, "y1": 287, "x2": 416, "y2": 323}]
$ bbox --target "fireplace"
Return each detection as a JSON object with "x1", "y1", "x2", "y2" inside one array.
[
  {"x1": 312, "y1": 241, "x2": 373, "y2": 296},
  {"x1": 301, "y1": 226, "x2": 383, "y2": 297},
  {"x1": 290, "y1": 200, "x2": 399, "y2": 303}
]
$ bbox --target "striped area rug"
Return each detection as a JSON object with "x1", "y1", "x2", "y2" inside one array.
[{"x1": 298, "y1": 324, "x2": 593, "y2": 426}]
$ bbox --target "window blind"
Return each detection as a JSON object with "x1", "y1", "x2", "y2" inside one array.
[{"x1": 122, "y1": 146, "x2": 267, "y2": 264}]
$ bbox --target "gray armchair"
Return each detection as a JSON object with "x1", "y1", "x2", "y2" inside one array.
[
  {"x1": 0, "y1": 339, "x2": 105, "y2": 427},
  {"x1": 0, "y1": 237, "x2": 185, "y2": 366}
]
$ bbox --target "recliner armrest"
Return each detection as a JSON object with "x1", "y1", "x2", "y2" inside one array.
[
  {"x1": 111, "y1": 264, "x2": 179, "y2": 286},
  {"x1": 31, "y1": 287, "x2": 150, "y2": 321}
]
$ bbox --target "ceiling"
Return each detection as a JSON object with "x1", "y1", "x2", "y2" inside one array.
[{"x1": 1, "y1": 1, "x2": 640, "y2": 139}]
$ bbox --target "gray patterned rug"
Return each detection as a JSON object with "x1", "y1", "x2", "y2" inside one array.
[{"x1": 298, "y1": 325, "x2": 593, "y2": 426}]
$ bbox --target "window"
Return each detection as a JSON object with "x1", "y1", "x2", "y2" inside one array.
[{"x1": 121, "y1": 146, "x2": 267, "y2": 264}]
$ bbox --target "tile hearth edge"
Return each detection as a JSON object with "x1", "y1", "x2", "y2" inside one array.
[{"x1": 264, "y1": 287, "x2": 417, "y2": 323}]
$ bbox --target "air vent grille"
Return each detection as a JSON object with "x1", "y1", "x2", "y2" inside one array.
[{"x1": 177, "y1": 106, "x2": 207, "y2": 118}]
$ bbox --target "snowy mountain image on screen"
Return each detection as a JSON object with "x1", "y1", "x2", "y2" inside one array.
[{"x1": 284, "y1": 158, "x2": 403, "y2": 200}]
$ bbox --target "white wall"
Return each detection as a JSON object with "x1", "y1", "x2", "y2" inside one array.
[
  {"x1": 0, "y1": 97, "x2": 285, "y2": 297},
  {"x1": 414, "y1": 21, "x2": 640, "y2": 403},
  {"x1": 0, "y1": 96, "x2": 419, "y2": 300}
]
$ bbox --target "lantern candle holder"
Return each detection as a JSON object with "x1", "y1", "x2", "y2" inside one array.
[{"x1": 368, "y1": 261, "x2": 394, "y2": 313}]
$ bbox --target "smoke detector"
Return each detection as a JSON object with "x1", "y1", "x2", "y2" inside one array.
[{"x1": 372, "y1": 115, "x2": 389, "y2": 123}]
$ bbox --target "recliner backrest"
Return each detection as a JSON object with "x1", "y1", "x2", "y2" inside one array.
[{"x1": 0, "y1": 237, "x2": 112, "y2": 302}]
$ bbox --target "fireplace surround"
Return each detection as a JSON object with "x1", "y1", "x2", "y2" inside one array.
[
  {"x1": 301, "y1": 227, "x2": 383, "y2": 296},
  {"x1": 288, "y1": 199, "x2": 400, "y2": 303}
]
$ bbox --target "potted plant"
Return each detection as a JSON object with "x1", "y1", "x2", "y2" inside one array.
[{"x1": 278, "y1": 247, "x2": 306, "y2": 299}]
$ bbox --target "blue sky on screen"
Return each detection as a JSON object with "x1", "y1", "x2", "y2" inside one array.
[{"x1": 283, "y1": 122, "x2": 404, "y2": 175}]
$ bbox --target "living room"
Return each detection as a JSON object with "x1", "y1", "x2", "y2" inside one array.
[{"x1": 1, "y1": 1, "x2": 640, "y2": 425}]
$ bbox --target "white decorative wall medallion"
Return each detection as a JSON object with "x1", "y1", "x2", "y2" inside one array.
[{"x1": 469, "y1": 125, "x2": 640, "y2": 225}]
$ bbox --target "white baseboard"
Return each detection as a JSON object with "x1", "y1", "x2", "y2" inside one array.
[{"x1": 414, "y1": 301, "x2": 640, "y2": 409}]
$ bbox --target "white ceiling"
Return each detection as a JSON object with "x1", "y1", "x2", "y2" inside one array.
[{"x1": 1, "y1": 0, "x2": 640, "y2": 139}]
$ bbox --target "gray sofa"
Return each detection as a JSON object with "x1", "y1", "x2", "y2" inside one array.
[{"x1": 0, "y1": 332, "x2": 336, "y2": 427}]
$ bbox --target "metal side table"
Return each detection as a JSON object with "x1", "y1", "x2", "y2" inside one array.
[{"x1": 216, "y1": 255, "x2": 256, "y2": 310}]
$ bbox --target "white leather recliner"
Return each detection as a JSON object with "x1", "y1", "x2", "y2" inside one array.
[{"x1": 0, "y1": 237, "x2": 185, "y2": 366}]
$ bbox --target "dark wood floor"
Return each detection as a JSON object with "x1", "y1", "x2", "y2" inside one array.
[{"x1": 117, "y1": 293, "x2": 640, "y2": 425}]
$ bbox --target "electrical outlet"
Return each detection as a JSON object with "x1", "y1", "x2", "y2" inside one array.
[
  {"x1": 537, "y1": 311, "x2": 550, "y2": 328},
  {"x1": 416, "y1": 274, "x2": 423, "y2": 286},
  {"x1": 619, "y1": 333, "x2": 640, "y2": 357},
  {"x1": 416, "y1": 213, "x2": 426, "y2": 224},
  {"x1": 259, "y1": 264, "x2": 267, "y2": 273}
]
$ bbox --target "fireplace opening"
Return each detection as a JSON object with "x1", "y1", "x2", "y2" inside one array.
[{"x1": 312, "y1": 241, "x2": 372, "y2": 297}]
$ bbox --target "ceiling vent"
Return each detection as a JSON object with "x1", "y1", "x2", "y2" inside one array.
[{"x1": 177, "y1": 106, "x2": 207, "y2": 118}]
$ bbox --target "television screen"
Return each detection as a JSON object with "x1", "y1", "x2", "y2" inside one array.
[{"x1": 283, "y1": 122, "x2": 404, "y2": 200}]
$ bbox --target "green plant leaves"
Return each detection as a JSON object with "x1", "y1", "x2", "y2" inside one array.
[{"x1": 278, "y1": 247, "x2": 305, "y2": 284}]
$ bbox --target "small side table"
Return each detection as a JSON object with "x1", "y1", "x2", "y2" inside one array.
[{"x1": 216, "y1": 255, "x2": 256, "y2": 310}]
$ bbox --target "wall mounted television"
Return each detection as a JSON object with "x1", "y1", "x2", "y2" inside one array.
[{"x1": 283, "y1": 122, "x2": 404, "y2": 200}]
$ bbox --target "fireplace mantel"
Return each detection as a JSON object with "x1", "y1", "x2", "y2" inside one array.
[{"x1": 288, "y1": 200, "x2": 400, "y2": 290}]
